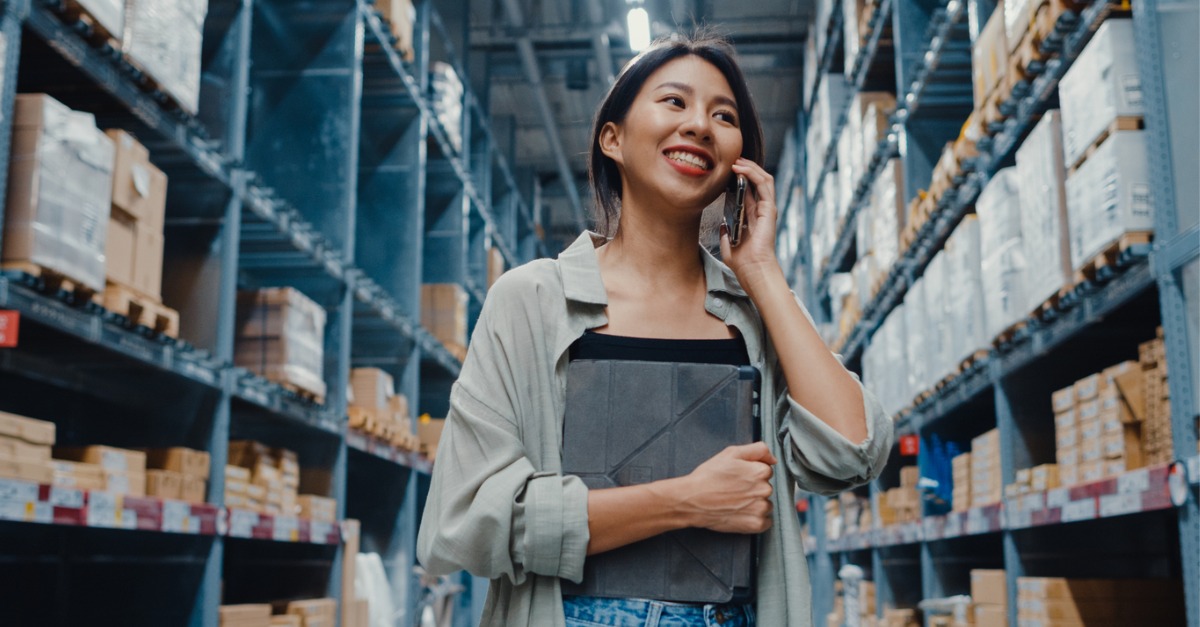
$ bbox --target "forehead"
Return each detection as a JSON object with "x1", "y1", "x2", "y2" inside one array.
[{"x1": 640, "y1": 55, "x2": 736, "y2": 103}]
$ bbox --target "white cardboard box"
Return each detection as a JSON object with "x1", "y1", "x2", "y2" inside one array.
[
  {"x1": 1058, "y1": 19, "x2": 1143, "y2": 167},
  {"x1": 1065, "y1": 130, "x2": 1153, "y2": 269},
  {"x1": 1016, "y1": 110, "x2": 1073, "y2": 312}
]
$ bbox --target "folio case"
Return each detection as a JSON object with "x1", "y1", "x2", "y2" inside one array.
[{"x1": 560, "y1": 360, "x2": 761, "y2": 603}]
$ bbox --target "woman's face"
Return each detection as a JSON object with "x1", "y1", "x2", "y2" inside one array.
[{"x1": 600, "y1": 55, "x2": 745, "y2": 213}]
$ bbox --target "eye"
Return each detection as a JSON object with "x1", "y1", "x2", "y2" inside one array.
[
  {"x1": 716, "y1": 110, "x2": 738, "y2": 125},
  {"x1": 663, "y1": 95, "x2": 685, "y2": 108}
]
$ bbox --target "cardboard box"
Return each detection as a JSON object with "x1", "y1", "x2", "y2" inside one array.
[
  {"x1": 417, "y1": 417, "x2": 446, "y2": 460},
  {"x1": 298, "y1": 494, "x2": 337, "y2": 523},
  {"x1": 5, "y1": 94, "x2": 113, "y2": 292},
  {"x1": 972, "y1": 569, "x2": 1008, "y2": 605},
  {"x1": 976, "y1": 604, "x2": 1006, "y2": 627},
  {"x1": 1074, "y1": 374, "x2": 1101, "y2": 401},
  {"x1": 421, "y1": 284, "x2": 469, "y2": 351},
  {"x1": 123, "y1": 0, "x2": 208, "y2": 115},
  {"x1": 376, "y1": 0, "x2": 416, "y2": 61},
  {"x1": 1079, "y1": 460, "x2": 1104, "y2": 482},
  {"x1": 106, "y1": 211, "x2": 138, "y2": 287},
  {"x1": 55, "y1": 445, "x2": 146, "y2": 473},
  {"x1": 1076, "y1": 398, "x2": 1100, "y2": 422},
  {"x1": 1052, "y1": 386, "x2": 1076, "y2": 413},
  {"x1": 134, "y1": 230, "x2": 164, "y2": 298},
  {"x1": 0, "y1": 411, "x2": 56, "y2": 446},
  {"x1": 972, "y1": 2, "x2": 1008, "y2": 109},
  {"x1": 235, "y1": 289, "x2": 327, "y2": 401},
  {"x1": 0, "y1": 436, "x2": 52, "y2": 462},
  {"x1": 1016, "y1": 111, "x2": 1073, "y2": 313},
  {"x1": 146, "y1": 469, "x2": 183, "y2": 499},
  {"x1": 145, "y1": 447, "x2": 210, "y2": 479},
  {"x1": 0, "y1": 458, "x2": 53, "y2": 484},
  {"x1": 350, "y1": 368, "x2": 394, "y2": 410},
  {"x1": 105, "y1": 129, "x2": 167, "y2": 227},
  {"x1": 104, "y1": 468, "x2": 146, "y2": 496},
  {"x1": 51, "y1": 460, "x2": 106, "y2": 490},
  {"x1": 181, "y1": 475, "x2": 207, "y2": 503},
  {"x1": 487, "y1": 246, "x2": 506, "y2": 289},
  {"x1": 270, "y1": 616, "x2": 302, "y2": 627},
  {"x1": 978, "y1": 168, "x2": 1027, "y2": 340},
  {"x1": 225, "y1": 465, "x2": 251, "y2": 483}
]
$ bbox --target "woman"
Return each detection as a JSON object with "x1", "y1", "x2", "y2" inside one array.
[{"x1": 417, "y1": 34, "x2": 893, "y2": 626}]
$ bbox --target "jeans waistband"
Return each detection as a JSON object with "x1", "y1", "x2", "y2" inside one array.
[{"x1": 563, "y1": 595, "x2": 755, "y2": 626}]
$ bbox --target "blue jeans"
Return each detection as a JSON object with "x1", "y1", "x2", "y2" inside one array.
[{"x1": 562, "y1": 595, "x2": 756, "y2": 627}]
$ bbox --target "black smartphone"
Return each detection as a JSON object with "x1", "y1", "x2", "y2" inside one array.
[{"x1": 723, "y1": 174, "x2": 748, "y2": 246}]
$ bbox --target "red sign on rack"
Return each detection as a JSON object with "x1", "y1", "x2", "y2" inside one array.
[
  {"x1": 899, "y1": 434, "x2": 919, "y2": 456},
  {"x1": 0, "y1": 311, "x2": 18, "y2": 348}
]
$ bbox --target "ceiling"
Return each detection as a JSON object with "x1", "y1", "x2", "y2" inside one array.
[{"x1": 465, "y1": 0, "x2": 814, "y2": 245}]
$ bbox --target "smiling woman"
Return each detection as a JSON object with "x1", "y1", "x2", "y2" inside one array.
[{"x1": 417, "y1": 32, "x2": 894, "y2": 627}]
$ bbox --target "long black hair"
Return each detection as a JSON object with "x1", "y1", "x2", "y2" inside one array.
[{"x1": 587, "y1": 32, "x2": 766, "y2": 236}]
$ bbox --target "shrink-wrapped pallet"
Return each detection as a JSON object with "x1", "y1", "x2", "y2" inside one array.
[
  {"x1": 1016, "y1": 110, "x2": 1073, "y2": 312},
  {"x1": 1065, "y1": 130, "x2": 1154, "y2": 270},
  {"x1": 977, "y1": 167, "x2": 1027, "y2": 342},
  {"x1": 1058, "y1": 19, "x2": 1142, "y2": 168},
  {"x1": 924, "y1": 251, "x2": 952, "y2": 384},
  {"x1": 905, "y1": 278, "x2": 928, "y2": 400},
  {"x1": 124, "y1": 0, "x2": 209, "y2": 114},
  {"x1": 4, "y1": 94, "x2": 113, "y2": 292},
  {"x1": 235, "y1": 288, "x2": 327, "y2": 400},
  {"x1": 943, "y1": 216, "x2": 987, "y2": 364},
  {"x1": 870, "y1": 159, "x2": 905, "y2": 277}
]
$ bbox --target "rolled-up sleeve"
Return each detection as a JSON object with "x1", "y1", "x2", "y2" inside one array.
[
  {"x1": 417, "y1": 281, "x2": 590, "y2": 584},
  {"x1": 777, "y1": 375, "x2": 893, "y2": 495}
]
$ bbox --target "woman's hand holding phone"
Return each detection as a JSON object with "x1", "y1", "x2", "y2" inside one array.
[{"x1": 720, "y1": 158, "x2": 783, "y2": 293}]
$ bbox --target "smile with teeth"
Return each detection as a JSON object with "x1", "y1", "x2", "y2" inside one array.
[{"x1": 665, "y1": 150, "x2": 712, "y2": 170}]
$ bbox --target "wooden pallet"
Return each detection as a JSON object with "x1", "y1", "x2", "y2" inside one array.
[
  {"x1": 2, "y1": 261, "x2": 102, "y2": 306},
  {"x1": 281, "y1": 380, "x2": 325, "y2": 405},
  {"x1": 1072, "y1": 231, "x2": 1153, "y2": 286},
  {"x1": 993, "y1": 319, "x2": 1027, "y2": 348},
  {"x1": 101, "y1": 282, "x2": 180, "y2": 338},
  {"x1": 1068, "y1": 116, "x2": 1145, "y2": 174},
  {"x1": 959, "y1": 348, "x2": 990, "y2": 374},
  {"x1": 61, "y1": 1, "x2": 122, "y2": 48}
]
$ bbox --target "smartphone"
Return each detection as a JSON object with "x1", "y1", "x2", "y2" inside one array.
[{"x1": 723, "y1": 175, "x2": 748, "y2": 246}]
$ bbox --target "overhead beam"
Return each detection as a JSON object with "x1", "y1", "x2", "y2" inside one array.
[
  {"x1": 584, "y1": 1, "x2": 616, "y2": 86},
  {"x1": 499, "y1": 0, "x2": 587, "y2": 231}
]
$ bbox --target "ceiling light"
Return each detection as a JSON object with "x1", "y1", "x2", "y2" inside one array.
[{"x1": 627, "y1": 7, "x2": 651, "y2": 52}]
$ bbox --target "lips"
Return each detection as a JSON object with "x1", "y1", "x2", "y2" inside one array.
[{"x1": 663, "y1": 146, "x2": 714, "y2": 171}]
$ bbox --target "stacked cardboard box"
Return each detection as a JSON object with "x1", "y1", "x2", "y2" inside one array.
[
  {"x1": 103, "y1": 130, "x2": 170, "y2": 304},
  {"x1": 972, "y1": 569, "x2": 1007, "y2": 627},
  {"x1": 219, "y1": 604, "x2": 271, "y2": 627},
  {"x1": 487, "y1": 247, "x2": 506, "y2": 289},
  {"x1": 4, "y1": 94, "x2": 114, "y2": 293},
  {"x1": 1140, "y1": 332, "x2": 1173, "y2": 464},
  {"x1": 416, "y1": 416, "x2": 446, "y2": 461},
  {"x1": 827, "y1": 579, "x2": 880, "y2": 627},
  {"x1": 881, "y1": 466, "x2": 921, "y2": 525},
  {"x1": 123, "y1": 0, "x2": 209, "y2": 114},
  {"x1": 882, "y1": 608, "x2": 920, "y2": 627},
  {"x1": 1059, "y1": 20, "x2": 1143, "y2": 170},
  {"x1": 951, "y1": 452, "x2": 972, "y2": 512},
  {"x1": 145, "y1": 447, "x2": 210, "y2": 503},
  {"x1": 971, "y1": 1, "x2": 1009, "y2": 119},
  {"x1": 54, "y1": 445, "x2": 147, "y2": 497},
  {"x1": 226, "y1": 441, "x2": 304, "y2": 516},
  {"x1": 1056, "y1": 361, "x2": 1148, "y2": 487},
  {"x1": 1053, "y1": 385, "x2": 1080, "y2": 485},
  {"x1": 375, "y1": 0, "x2": 416, "y2": 61},
  {"x1": 421, "y1": 284, "x2": 468, "y2": 359},
  {"x1": 348, "y1": 368, "x2": 417, "y2": 451},
  {"x1": 971, "y1": 430, "x2": 1002, "y2": 507},
  {"x1": 944, "y1": 216, "x2": 987, "y2": 367},
  {"x1": 0, "y1": 411, "x2": 55, "y2": 485},
  {"x1": 1008, "y1": 463, "x2": 1061, "y2": 498},
  {"x1": 1017, "y1": 577, "x2": 1183, "y2": 626},
  {"x1": 282, "y1": 598, "x2": 337, "y2": 627},
  {"x1": 235, "y1": 288, "x2": 327, "y2": 402}
]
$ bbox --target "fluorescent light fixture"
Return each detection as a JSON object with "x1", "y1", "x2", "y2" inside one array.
[{"x1": 627, "y1": 7, "x2": 650, "y2": 51}]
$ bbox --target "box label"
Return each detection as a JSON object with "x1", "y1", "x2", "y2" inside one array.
[
  {"x1": 162, "y1": 500, "x2": 192, "y2": 533},
  {"x1": 228, "y1": 508, "x2": 257, "y2": 537},
  {"x1": 0, "y1": 311, "x2": 19, "y2": 347},
  {"x1": 1117, "y1": 467, "x2": 1150, "y2": 495},
  {"x1": 1099, "y1": 492, "x2": 1140, "y2": 517},
  {"x1": 49, "y1": 487, "x2": 84, "y2": 509},
  {"x1": 87, "y1": 492, "x2": 120, "y2": 527},
  {"x1": 1061, "y1": 498, "x2": 1097, "y2": 523}
]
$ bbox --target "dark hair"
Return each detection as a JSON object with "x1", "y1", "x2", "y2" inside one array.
[{"x1": 587, "y1": 32, "x2": 766, "y2": 236}]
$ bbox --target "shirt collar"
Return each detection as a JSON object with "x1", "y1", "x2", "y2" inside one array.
[{"x1": 556, "y1": 231, "x2": 749, "y2": 305}]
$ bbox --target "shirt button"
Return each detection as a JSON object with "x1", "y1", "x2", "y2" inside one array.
[{"x1": 713, "y1": 298, "x2": 724, "y2": 308}]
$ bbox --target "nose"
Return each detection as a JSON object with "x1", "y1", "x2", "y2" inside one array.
[{"x1": 680, "y1": 110, "x2": 713, "y2": 142}]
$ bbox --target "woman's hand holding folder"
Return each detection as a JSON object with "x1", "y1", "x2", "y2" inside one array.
[{"x1": 678, "y1": 442, "x2": 777, "y2": 534}]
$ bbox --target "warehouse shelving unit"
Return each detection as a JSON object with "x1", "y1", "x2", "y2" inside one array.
[
  {"x1": 788, "y1": 0, "x2": 1200, "y2": 624},
  {"x1": 0, "y1": 0, "x2": 541, "y2": 624}
]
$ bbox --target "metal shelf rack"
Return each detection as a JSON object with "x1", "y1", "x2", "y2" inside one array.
[
  {"x1": 0, "y1": 0, "x2": 544, "y2": 624},
  {"x1": 790, "y1": 0, "x2": 1200, "y2": 624}
]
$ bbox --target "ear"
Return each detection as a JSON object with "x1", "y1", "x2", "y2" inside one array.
[{"x1": 598, "y1": 121, "x2": 624, "y2": 165}]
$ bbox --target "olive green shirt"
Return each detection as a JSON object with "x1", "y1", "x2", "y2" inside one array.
[{"x1": 417, "y1": 232, "x2": 893, "y2": 626}]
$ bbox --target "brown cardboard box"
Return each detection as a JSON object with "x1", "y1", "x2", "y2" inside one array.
[
  {"x1": 900, "y1": 465, "x2": 919, "y2": 487},
  {"x1": 229, "y1": 440, "x2": 272, "y2": 467},
  {"x1": 417, "y1": 417, "x2": 446, "y2": 459},
  {"x1": 146, "y1": 469, "x2": 183, "y2": 499},
  {"x1": 1112, "y1": 366, "x2": 1145, "y2": 422},
  {"x1": 1054, "y1": 408, "x2": 1076, "y2": 430},
  {"x1": 1055, "y1": 426, "x2": 1077, "y2": 449},
  {"x1": 219, "y1": 603, "x2": 272, "y2": 622},
  {"x1": 51, "y1": 460, "x2": 106, "y2": 490},
  {"x1": 1076, "y1": 398, "x2": 1100, "y2": 423},
  {"x1": 105, "y1": 129, "x2": 167, "y2": 227},
  {"x1": 1052, "y1": 386, "x2": 1075, "y2": 413},
  {"x1": 376, "y1": 0, "x2": 416, "y2": 61},
  {"x1": 975, "y1": 604, "x2": 1006, "y2": 627},
  {"x1": 971, "y1": 3, "x2": 1008, "y2": 108},
  {"x1": 235, "y1": 289, "x2": 327, "y2": 401},
  {"x1": 181, "y1": 475, "x2": 207, "y2": 503},
  {"x1": 145, "y1": 447, "x2": 210, "y2": 479},
  {"x1": 297, "y1": 495, "x2": 337, "y2": 523},
  {"x1": 1074, "y1": 374, "x2": 1102, "y2": 401},
  {"x1": 351, "y1": 367, "x2": 394, "y2": 410},
  {"x1": 1079, "y1": 418, "x2": 1102, "y2": 442},
  {"x1": 1031, "y1": 464, "x2": 1059, "y2": 491},
  {"x1": 0, "y1": 436, "x2": 52, "y2": 462},
  {"x1": 0, "y1": 458, "x2": 53, "y2": 484},
  {"x1": 55, "y1": 445, "x2": 146, "y2": 473},
  {"x1": 225, "y1": 464, "x2": 251, "y2": 483},
  {"x1": 134, "y1": 230, "x2": 164, "y2": 298},
  {"x1": 0, "y1": 411, "x2": 56, "y2": 446},
  {"x1": 421, "y1": 284, "x2": 468, "y2": 351},
  {"x1": 270, "y1": 616, "x2": 302, "y2": 627},
  {"x1": 487, "y1": 247, "x2": 506, "y2": 289},
  {"x1": 1079, "y1": 437, "x2": 1102, "y2": 463},
  {"x1": 106, "y1": 211, "x2": 138, "y2": 287},
  {"x1": 972, "y1": 569, "x2": 1008, "y2": 605},
  {"x1": 103, "y1": 468, "x2": 146, "y2": 496}
]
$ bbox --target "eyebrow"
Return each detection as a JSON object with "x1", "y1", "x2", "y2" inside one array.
[{"x1": 653, "y1": 81, "x2": 739, "y2": 111}]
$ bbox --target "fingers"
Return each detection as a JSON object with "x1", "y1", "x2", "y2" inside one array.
[
  {"x1": 725, "y1": 441, "x2": 778, "y2": 465},
  {"x1": 732, "y1": 158, "x2": 776, "y2": 219},
  {"x1": 719, "y1": 223, "x2": 732, "y2": 259}
]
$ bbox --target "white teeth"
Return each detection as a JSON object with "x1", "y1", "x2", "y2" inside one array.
[{"x1": 665, "y1": 150, "x2": 711, "y2": 170}]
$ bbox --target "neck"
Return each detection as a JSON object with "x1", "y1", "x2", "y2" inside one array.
[{"x1": 598, "y1": 195, "x2": 706, "y2": 287}]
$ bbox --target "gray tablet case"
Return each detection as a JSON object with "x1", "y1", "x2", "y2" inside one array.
[{"x1": 560, "y1": 360, "x2": 761, "y2": 603}]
